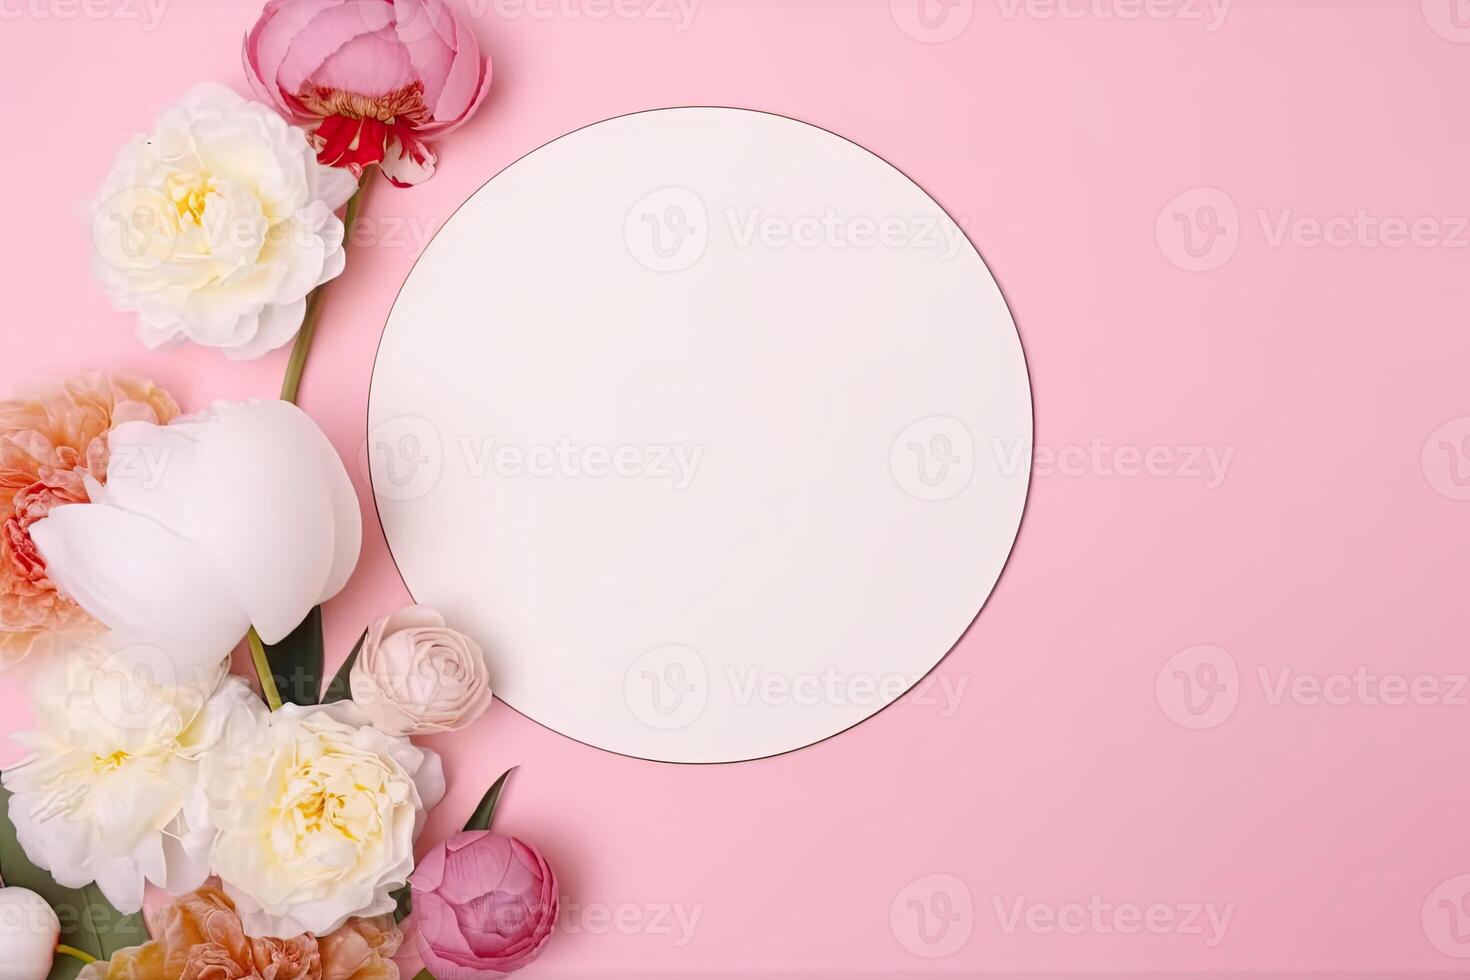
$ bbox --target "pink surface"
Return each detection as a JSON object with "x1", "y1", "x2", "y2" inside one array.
[{"x1": 3, "y1": 0, "x2": 1469, "y2": 975}]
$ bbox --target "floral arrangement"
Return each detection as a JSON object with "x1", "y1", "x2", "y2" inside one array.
[{"x1": 0, "y1": 3, "x2": 557, "y2": 979}]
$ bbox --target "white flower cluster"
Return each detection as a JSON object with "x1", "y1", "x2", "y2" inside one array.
[{"x1": 2, "y1": 639, "x2": 444, "y2": 937}]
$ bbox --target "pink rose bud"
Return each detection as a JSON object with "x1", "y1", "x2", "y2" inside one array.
[
  {"x1": 411, "y1": 832, "x2": 558, "y2": 979},
  {"x1": 243, "y1": 0, "x2": 492, "y2": 186},
  {"x1": 350, "y1": 605, "x2": 492, "y2": 736}
]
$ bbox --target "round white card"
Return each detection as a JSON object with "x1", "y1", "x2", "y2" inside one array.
[{"x1": 368, "y1": 108, "x2": 1030, "y2": 763}]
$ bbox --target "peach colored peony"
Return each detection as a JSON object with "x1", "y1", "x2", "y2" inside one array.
[
  {"x1": 0, "y1": 373, "x2": 178, "y2": 664},
  {"x1": 78, "y1": 887, "x2": 402, "y2": 980}
]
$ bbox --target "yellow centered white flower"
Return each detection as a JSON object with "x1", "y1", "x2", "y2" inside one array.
[
  {"x1": 89, "y1": 83, "x2": 358, "y2": 360},
  {"x1": 199, "y1": 701, "x2": 444, "y2": 938},
  {"x1": 1, "y1": 640, "x2": 263, "y2": 912}
]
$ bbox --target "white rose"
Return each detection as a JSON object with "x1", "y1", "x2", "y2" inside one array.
[
  {"x1": 30, "y1": 399, "x2": 361, "y2": 676},
  {"x1": 198, "y1": 700, "x2": 445, "y2": 938},
  {"x1": 350, "y1": 605, "x2": 492, "y2": 736},
  {"x1": 89, "y1": 83, "x2": 358, "y2": 360},
  {"x1": 1, "y1": 639, "x2": 265, "y2": 913},
  {"x1": 0, "y1": 888, "x2": 59, "y2": 980}
]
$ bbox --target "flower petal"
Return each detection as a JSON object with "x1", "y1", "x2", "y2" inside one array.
[
  {"x1": 98, "y1": 401, "x2": 359, "y2": 643},
  {"x1": 29, "y1": 506, "x2": 249, "y2": 672}
]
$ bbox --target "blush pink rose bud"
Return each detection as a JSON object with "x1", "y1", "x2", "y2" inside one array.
[
  {"x1": 411, "y1": 832, "x2": 558, "y2": 979},
  {"x1": 243, "y1": 0, "x2": 492, "y2": 187},
  {"x1": 349, "y1": 604, "x2": 492, "y2": 736}
]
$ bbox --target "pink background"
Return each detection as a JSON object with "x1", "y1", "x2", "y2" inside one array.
[{"x1": 4, "y1": 0, "x2": 1470, "y2": 975}]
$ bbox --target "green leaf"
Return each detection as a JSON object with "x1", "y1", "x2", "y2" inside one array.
[
  {"x1": 412, "y1": 971, "x2": 433, "y2": 980},
  {"x1": 392, "y1": 768, "x2": 518, "y2": 924},
  {"x1": 0, "y1": 780, "x2": 148, "y2": 980},
  {"x1": 263, "y1": 605, "x2": 324, "y2": 705},
  {"x1": 391, "y1": 881, "x2": 412, "y2": 923},
  {"x1": 321, "y1": 629, "x2": 367, "y2": 704},
  {"x1": 465, "y1": 767, "x2": 516, "y2": 832}
]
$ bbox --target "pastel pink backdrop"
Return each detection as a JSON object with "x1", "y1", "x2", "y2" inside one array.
[{"x1": 3, "y1": 0, "x2": 1469, "y2": 975}]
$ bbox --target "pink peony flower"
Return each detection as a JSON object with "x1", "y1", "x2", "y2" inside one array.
[
  {"x1": 410, "y1": 832, "x2": 558, "y2": 978},
  {"x1": 243, "y1": 0, "x2": 492, "y2": 187},
  {"x1": 0, "y1": 373, "x2": 178, "y2": 665}
]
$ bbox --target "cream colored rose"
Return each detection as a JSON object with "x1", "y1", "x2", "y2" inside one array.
[
  {"x1": 89, "y1": 83, "x2": 357, "y2": 360},
  {"x1": 196, "y1": 701, "x2": 444, "y2": 938},
  {"x1": 349, "y1": 606, "x2": 492, "y2": 736}
]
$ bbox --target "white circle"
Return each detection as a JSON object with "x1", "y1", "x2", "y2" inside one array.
[{"x1": 369, "y1": 108, "x2": 1031, "y2": 762}]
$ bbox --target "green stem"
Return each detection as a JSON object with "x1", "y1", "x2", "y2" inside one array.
[
  {"x1": 279, "y1": 167, "x2": 376, "y2": 404},
  {"x1": 248, "y1": 627, "x2": 283, "y2": 711},
  {"x1": 56, "y1": 945, "x2": 97, "y2": 965}
]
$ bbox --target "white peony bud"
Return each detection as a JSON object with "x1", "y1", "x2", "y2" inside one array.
[{"x1": 0, "y1": 887, "x2": 59, "y2": 980}]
